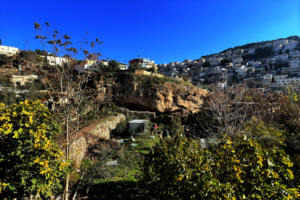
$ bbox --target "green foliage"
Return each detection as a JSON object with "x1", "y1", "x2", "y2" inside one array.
[
  {"x1": 220, "y1": 58, "x2": 231, "y2": 66},
  {"x1": 108, "y1": 60, "x2": 120, "y2": 71},
  {"x1": 128, "y1": 63, "x2": 143, "y2": 71},
  {"x1": 139, "y1": 134, "x2": 300, "y2": 199},
  {"x1": 111, "y1": 102, "x2": 119, "y2": 112},
  {"x1": 156, "y1": 115, "x2": 184, "y2": 136},
  {"x1": 0, "y1": 38, "x2": 2, "y2": 45},
  {"x1": 0, "y1": 100, "x2": 69, "y2": 198},
  {"x1": 243, "y1": 117, "x2": 286, "y2": 149},
  {"x1": 182, "y1": 76, "x2": 190, "y2": 82}
]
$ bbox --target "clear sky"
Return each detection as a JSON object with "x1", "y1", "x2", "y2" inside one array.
[{"x1": 0, "y1": 0, "x2": 299, "y2": 64}]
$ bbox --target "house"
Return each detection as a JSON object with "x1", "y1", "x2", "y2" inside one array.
[
  {"x1": 233, "y1": 49, "x2": 243, "y2": 54},
  {"x1": 119, "y1": 62, "x2": 128, "y2": 70},
  {"x1": 289, "y1": 59, "x2": 300, "y2": 69},
  {"x1": 128, "y1": 119, "x2": 148, "y2": 135},
  {"x1": 262, "y1": 74, "x2": 273, "y2": 87},
  {"x1": 251, "y1": 61, "x2": 261, "y2": 66},
  {"x1": 248, "y1": 48, "x2": 256, "y2": 54},
  {"x1": 274, "y1": 54, "x2": 289, "y2": 61},
  {"x1": 273, "y1": 39, "x2": 288, "y2": 47},
  {"x1": 232, "y1": 57, "x2": 243, "y2": 64},
  {"x1": 224, "y1": 51, "x2": 232, "y2": 57},
  {"x1": 129, "y1": 58, "x2": 154, "y2": 68},
  {"x1": 0, "y1": 45, "x2": 19, "y2": 56},
  {"x1": 41, "y1": 55, "x2": 69, "y2": 66},
  {"x1": 10, "y1": 74, "x2": 39, "y2": 86},
  {"x1": 284, "y1": 41, "x2": 298, "y2": 50},
  {"x1": 264, "y1": 42, "x2": 272, "y2": 47},
  {"x1": 289, "y1": 50, "x2": 300, "y2": 58},
  {"x1": 182, "y1": 59, "x2": 191, "y2": 64}
]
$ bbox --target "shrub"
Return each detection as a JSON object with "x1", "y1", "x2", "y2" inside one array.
[
  {"x1": 0, "y1": 100, "x2": 69, "y2": 198},
  {"x1": 139, "y1": 134, "x2": 300, "y2": 199}
]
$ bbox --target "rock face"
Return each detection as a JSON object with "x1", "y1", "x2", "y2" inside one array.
[{"x1": 112, "y1": 76, "x2": 209, "y2": 116}]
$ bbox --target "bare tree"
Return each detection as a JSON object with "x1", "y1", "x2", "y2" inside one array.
[
  {"x1": 185, "y1": 86, "x2": 283, "y2": 142},
  {"x1": 22, "y1": 22, "x2": 111, "y2": 199}
]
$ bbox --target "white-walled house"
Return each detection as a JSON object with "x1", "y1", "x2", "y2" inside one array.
[
  {"x1": 233, "y1": 49, "x2": 243, "y2": 54},
  {"x1": 41, "y1": 55, "x2": 69, "y2": 66},
  {"x1": 0, "y1": 45, "x2": 19, "y2": 56},
  {"x1": 274, "y1": 54, "x2": 289, "y2": 61},
  {"x1": 273, "y1": 39, "x2": 288, "y2": 47},
  {"x1": 284, "y1": 41, "x2": 298, "y2": 50},
  {"x1": 290, "y1": 50, "x2": 300, "y2": 58},
  {"x1": 289, "y1": 59, "x2": 300, "y2": 69},
  {"x1": 248, "y1": 48, "x2": 256, "y2": 54}
]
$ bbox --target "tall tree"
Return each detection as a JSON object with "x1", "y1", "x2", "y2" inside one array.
[
  {"x1": 30, "y1": 22, "x2": 109, "y2": 200},
  {"x1": 0, "y1": 38, "x2": 2, "y2": 45}
]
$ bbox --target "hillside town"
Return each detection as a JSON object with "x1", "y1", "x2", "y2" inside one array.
[
  {"x1": 1, "y1": 36, "x2": 300, "y2": 94},
  {"x1": 157, "y1": 36, "x2": 300, "y2": 92}
]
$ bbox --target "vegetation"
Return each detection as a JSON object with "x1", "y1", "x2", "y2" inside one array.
[
  {"x1": 128, "y1": 63, "x2": 143, "y2": 71},
  {"x1": 139, "y1": 134, "x2": 300, "y2": 199},
  {"x1": 0, "y1": 100, "x2": 69, "y2": 198}
]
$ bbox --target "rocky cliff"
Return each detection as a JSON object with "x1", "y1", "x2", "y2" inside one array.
[{"x1": 110, "y1": 75, "x2": 209, "y2": 116}]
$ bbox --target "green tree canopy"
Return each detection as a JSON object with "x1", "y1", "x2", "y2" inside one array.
[
  {"x1": 128, "y1": 63, "x2": 143, "y2": 71},
  {"x1": 108, "y1": 60, "x2": 120, "y2": 70}
]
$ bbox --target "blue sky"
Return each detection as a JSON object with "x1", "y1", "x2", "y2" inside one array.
[{"x1": 0, "y1": 0, "x2": 299, "y2": 64}]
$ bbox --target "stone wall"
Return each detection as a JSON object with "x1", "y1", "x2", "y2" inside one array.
[
  {"x1": 69, "y1": 114, "x2": 126, "y2": 167},
  {"x1": 117, "y1": 107, "x2": 156, "y2": 120}
]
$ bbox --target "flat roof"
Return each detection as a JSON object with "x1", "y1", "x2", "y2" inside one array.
[{"x1": 128, "y1": 119, "x2": 148, "y2": 124}]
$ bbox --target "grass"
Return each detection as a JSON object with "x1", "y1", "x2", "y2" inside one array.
[
  {"x1": 84, "y1": 179, "x2": 144, "y2": 200},
  {"x1": 76, "y1": 133, "x2": 159, "y2": 199}
]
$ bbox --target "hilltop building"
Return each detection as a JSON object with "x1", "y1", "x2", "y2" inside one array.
[
  {"x1": 0, "y1": 45, "x2": 19, "y2": 56},
  {"x1": 129, "y1": 58, "x2": 155, "y2": 68}
]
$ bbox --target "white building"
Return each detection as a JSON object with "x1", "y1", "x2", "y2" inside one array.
[
  {"x1": 284, "y1": 41, "x2": 298, "y2": 50},
  {"x1": 262, "y1": 74, "x2": 273, "y2": 86},
  {"x1": 0, "y1": 45, "x2": 19, "y2": 56},
  {"x1": 248, "y1": 48, "x2": 256, "y2": 54},
  {"x1": 289, "y1": 59, "x2": 300, "y2": 69},
  {"x1": 274, "y1": 54, "x2": 289, "y2": 61},
  {"x1": 232, "y1": 57, "x2": 243, "y2": 64},
  {"x1": 10, "y1": 74, "x2": 39, "y2": 86},
  {"x1": 273, "y1": 46, "x2": 283, "y2": 53},
  {"x1": 273, "y1": 39, "x2": 288, "y2": 47},
  {"x1": 251, "y1": 61, "x2": 261, "y2": 66},
  {"x1": 41, "y1": 55, "x2": 69, "y2": 66}
]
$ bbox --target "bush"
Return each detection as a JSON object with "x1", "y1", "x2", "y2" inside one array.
[
  {"x1": 139, "y1": 134, "x2": 300, "y2": 199},
  {"x1": 0, "y1": 100, "x2": 69, "y2": 198}
]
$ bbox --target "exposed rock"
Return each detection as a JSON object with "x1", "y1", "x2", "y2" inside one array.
[{"x1": 110, "y1": 76, "x2": 209, "y2": 116}]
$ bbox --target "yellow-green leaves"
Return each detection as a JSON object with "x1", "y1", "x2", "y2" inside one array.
[{"x1": 0, "y1": 100, "x2": 68, "y2": 197}]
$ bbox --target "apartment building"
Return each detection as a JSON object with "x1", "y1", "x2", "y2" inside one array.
[
  {"x1": 284, "y1": 41, "x2": 298, "y2": 50},
  {"x1": 0, "y1": 45, "x2": 19, "y2": 56},
  {"x1": 273, "y1": 39, "x2": 288, "y2": 47},
  {"x1": 289, "y1": 59, "x2": 300, "y2": 69},
  {"x1": 274, "y1": 54, "x2": 289, "y2": 61},
  {"x1": 264, "y1": 42, "x2": 272, "y2": 47},
  {"x1": 224, "y1": 51, "x2": 232, "y2": 57},
  {"x1": 248, "y1": 48, "x2": 256, "y2": 54},
  {"x1": 233, "y1": 49, "x2": 243, "y2": 54},
  {"x1": 232, "y1": 57, "x2": 243, "y2": 64}
]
